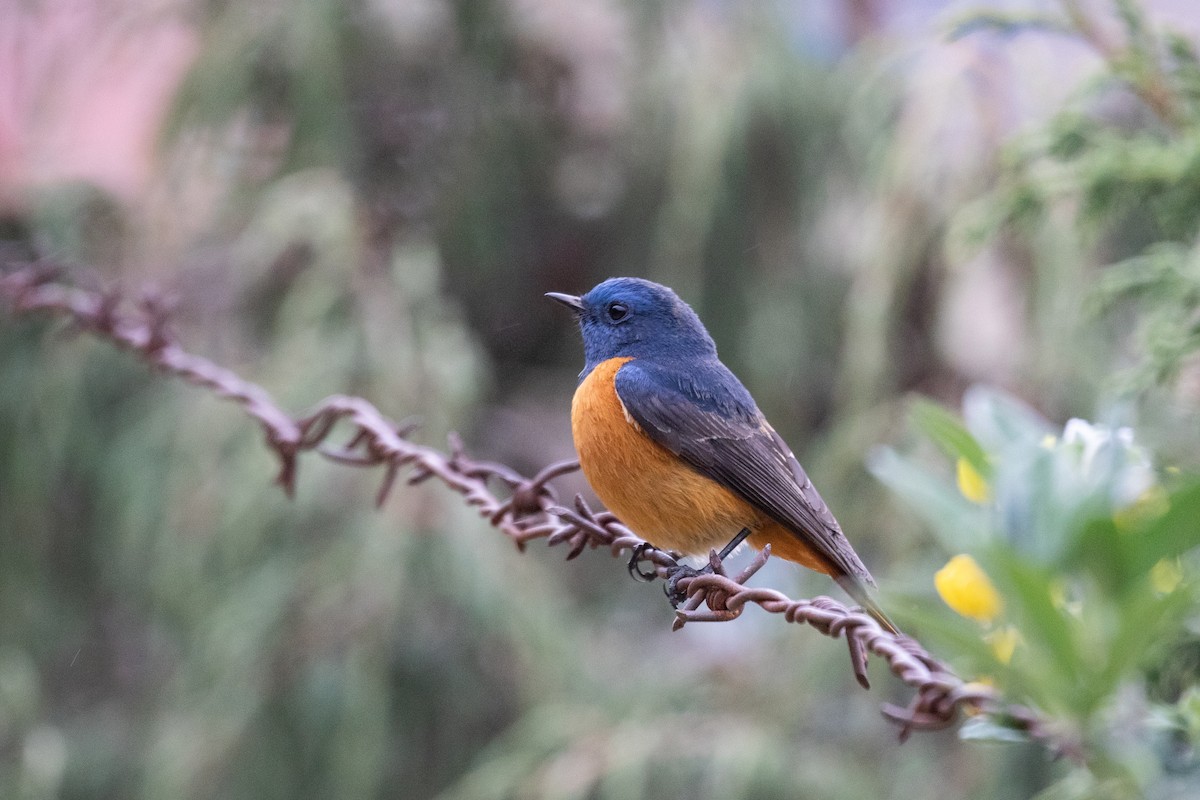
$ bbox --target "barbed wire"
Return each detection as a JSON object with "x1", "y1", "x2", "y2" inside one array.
[{"x1": 0, "y1": 263, "x2": 1060, "y2": 750}]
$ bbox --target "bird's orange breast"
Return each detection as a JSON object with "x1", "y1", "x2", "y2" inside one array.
[{"x1": 571, "y1": 357, "x2": 760, "y2": 554}]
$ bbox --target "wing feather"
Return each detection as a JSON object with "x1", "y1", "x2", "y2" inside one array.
[{"x1": 613, "y1": 360, "x2": 875, "y2": 587}]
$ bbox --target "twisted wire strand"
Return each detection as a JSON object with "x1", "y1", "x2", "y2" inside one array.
[{"x1": 0, "y1": 263, "x2": 1055, "y2": 746}]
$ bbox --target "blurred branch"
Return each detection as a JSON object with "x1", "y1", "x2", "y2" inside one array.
[
  {"x1": 1057, "y1": 0, "x2": 1183, "y2": 128},
  {"x1": 955, "y1": 0, "x2": 1184, "y2": 128},
  {"x1": 0, "y1": 263, "x2": 1058, "y2": 748}
]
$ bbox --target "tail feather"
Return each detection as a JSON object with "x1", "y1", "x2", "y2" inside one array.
[{"x1": 835, "y1": 574, "x2": 900, "y2": 636}]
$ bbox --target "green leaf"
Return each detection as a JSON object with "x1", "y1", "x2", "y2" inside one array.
[
  {"x1": 894, "y1": 594, "x2": 1061, "y2": 714},
  {"x1": 958, "y1": 715, "x2": 1032, "y2": 744},
  {"x1": 1068, "y1": 517, "x2": 1132, "y2": 594},
  {"x1": 987, "y1": 549, "x2": 1083, "y2": 693},
  {"x1": 1134, "y1": 480, "x2": 1200, "y2": 574},
  {"x1": 1065, "y1": 479, "x2": 1200, "y2": 594},
  {"x1": 866, "y1": 447, "x2": 991, "y2": 551},
  {"x1": 946, "y1": 11, "x2": 1069, "y2": 42},
  {"x1": 962, "y1": 386, "x2": 1055, "y2": 454},
  {"x1": 909, "y1": 397, "x2": 992, "y2": 478},
  {"x1": 1085, "y1": 243, "x2": 1189, "y2": 315},
  {"x1": 1084, "y1": 586, "x2": 1195, "y2": 717}
]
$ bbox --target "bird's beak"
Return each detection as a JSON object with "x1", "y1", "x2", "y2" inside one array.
[{"x1": 545, "y1": 292, "x2": 584, "y2": 314}]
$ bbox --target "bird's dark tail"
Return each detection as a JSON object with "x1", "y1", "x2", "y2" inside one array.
[{"x1": 835, "y1": 575, "x2": 901, "y2": 636}]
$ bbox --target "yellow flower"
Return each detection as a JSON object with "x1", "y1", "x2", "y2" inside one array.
[
  {"x1": 956, "y1": 458, "x2": 991, "y2": 504},
  {"x1": 936, "y1": 554, "x2": 1003, "y2": 623},
  {"x1": 986, "y1": 626, "x2": 1020, "y2": 664},
  {"x1": 1151, "y1": 558, "x2": 1183, "y2": 594}
]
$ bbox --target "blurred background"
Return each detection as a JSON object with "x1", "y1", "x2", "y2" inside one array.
[{"x1": 3, "y1": 0, "x2": 1200, "y2": 798}]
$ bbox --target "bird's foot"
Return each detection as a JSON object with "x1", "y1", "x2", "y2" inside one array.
[
  {"x1": 662, "y1": 528, "x2": 752, "y2": 608},
  {"x1": 663, "y1": 561, "x2": 705, "y2": 607}
]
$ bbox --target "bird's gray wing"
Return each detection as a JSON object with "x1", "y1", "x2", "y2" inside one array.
[{"x1": 613, "y1": 360, "x2": 875, "y2": 588}]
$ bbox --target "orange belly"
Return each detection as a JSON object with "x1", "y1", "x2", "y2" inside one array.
[
  {"x1": 571, "y1": 357, "x2": 755, "y2": 555},
  {"x1": 571, "y1": 357, "x2": 832, "y2": 574},
  {"x1": 747, "y1": 523, "x2": 830, "y2": 573}
]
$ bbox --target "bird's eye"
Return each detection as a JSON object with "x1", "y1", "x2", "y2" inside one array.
[{"x1": 606, "y1": 302, "x2": 629, "y2": 322}]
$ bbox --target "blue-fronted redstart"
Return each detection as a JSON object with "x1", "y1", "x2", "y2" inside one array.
[{"x1": 548, "y1": 277, "x2": 897, "y2": 634}]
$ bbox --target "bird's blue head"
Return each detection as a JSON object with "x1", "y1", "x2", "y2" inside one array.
[{"x1": 547, "y1": 277, "x2": 717, "y2": 376}]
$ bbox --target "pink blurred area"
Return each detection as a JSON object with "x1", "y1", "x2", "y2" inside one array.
[{"x1": 0, "y1": 1, "x2": 198, "y2": 210}]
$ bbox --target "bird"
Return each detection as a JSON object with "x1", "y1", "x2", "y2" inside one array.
[{"x1": 547, "y1": 277, "x2": 898, "y2": 634}]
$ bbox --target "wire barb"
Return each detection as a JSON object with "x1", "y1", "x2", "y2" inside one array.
[{"x1": 0, "y1": 263, "x2": 1055, "y2": 747}]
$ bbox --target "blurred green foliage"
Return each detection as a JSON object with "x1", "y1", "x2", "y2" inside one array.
[
  {"x1": 3, "y1": 0, "x2": 1200, "y2": 798},
  {"x1": 876, "y1": 389, "x2": 1199, "y2": 793}
]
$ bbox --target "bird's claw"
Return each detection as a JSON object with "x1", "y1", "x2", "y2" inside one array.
[
  {"x1": 661, "y1": 528, "x2": 751, "y2": 607},
  {"x1": 626, "y1": 542, "x2": 659, "y2": 582}
]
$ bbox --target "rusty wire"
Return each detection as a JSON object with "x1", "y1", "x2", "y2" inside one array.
[{"x1": 0, "y1": 263, "x2": 1057, "y2": 747}]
